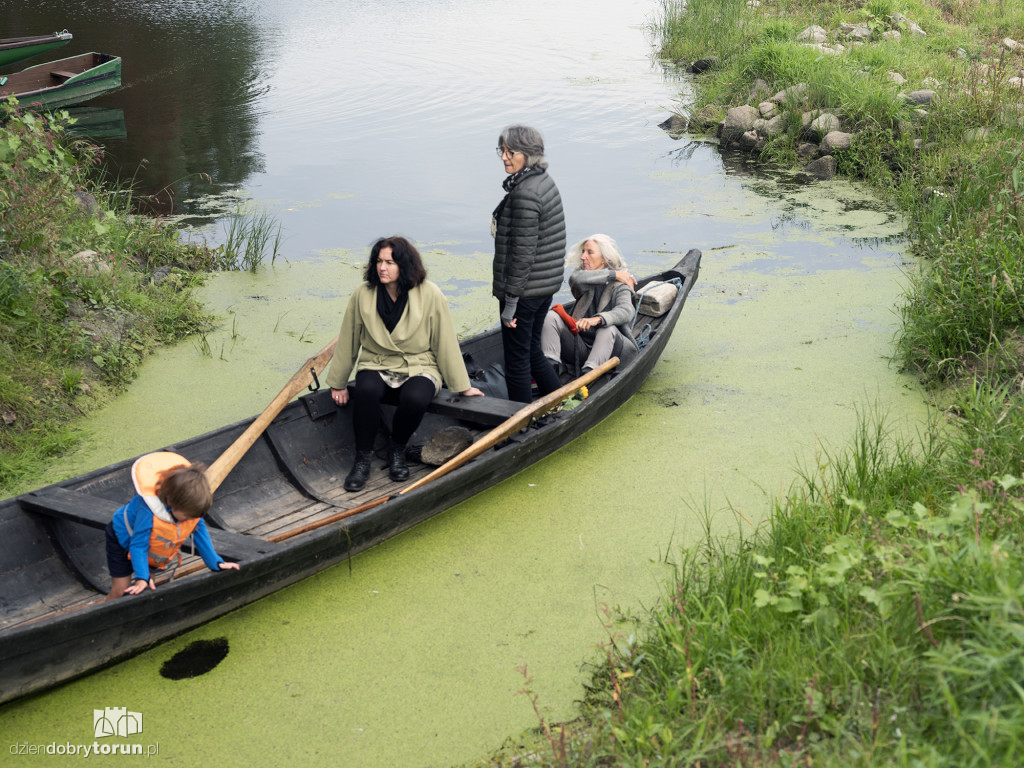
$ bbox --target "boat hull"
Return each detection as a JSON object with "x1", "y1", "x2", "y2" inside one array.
[
  {"x1": 0, "y1": 32, "x2": 73, "y2": 70},
  {"x1": 0, "y1": 250, "x2": 700, "y2": 704},
  {"x1": 0, "y1": 52, "x2": 121, "y2": 110}
]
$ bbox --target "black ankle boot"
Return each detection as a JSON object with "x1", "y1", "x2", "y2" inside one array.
[
  {"x1": 388, "y1": 443, "x2": 409, "y2": 482},
  {"x1": 344, "y1": 450, "x2": 373, "y2": 491}
]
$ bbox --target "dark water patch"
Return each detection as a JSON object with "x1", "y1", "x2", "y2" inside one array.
[{"x1": 160, "y1": 638, "x2": 230, "y2": 680}]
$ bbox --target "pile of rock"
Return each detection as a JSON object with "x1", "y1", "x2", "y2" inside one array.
[{"x1": 660, "y1": 17, "x2": 1024, "y2": 180}]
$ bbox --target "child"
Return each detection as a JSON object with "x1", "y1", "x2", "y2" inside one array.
[{"x1": 105, "y1": 451, "x2": 241, "y2": 600}]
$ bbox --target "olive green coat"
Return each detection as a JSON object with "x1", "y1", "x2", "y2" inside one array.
[{"x1": 325, "y1": 281, "x2": 472, "y2": 394}]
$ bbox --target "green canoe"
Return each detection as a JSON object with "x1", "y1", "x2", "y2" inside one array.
[
  {"x1": 0, "y1": 52, "x2": 121, "y2": 110},
  {"x1": 0, "y1": 32, "x2": 73, "y2": 70}
]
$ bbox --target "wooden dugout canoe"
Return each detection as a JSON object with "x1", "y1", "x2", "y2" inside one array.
[
  {"x1": 0, "y1": 32, "x2": 73, "y2": 70},
  {"x1": 0, "y1": 249, "x2": 700, "y2": 705},
  {"x1": 0, "y1": 52, "x2": 121, "y2": 110}
]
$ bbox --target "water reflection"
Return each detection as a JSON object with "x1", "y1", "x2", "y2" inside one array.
[
  {"x1": 6, "y1": 0, "x2": 267, "y2": 214},
  {"x1": 65, "y1": 106, "x2": 126, "y2": 140}
]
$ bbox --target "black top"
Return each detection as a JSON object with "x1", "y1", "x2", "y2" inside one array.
[{"x1": 376, "y1": 287, "x2": 408, "y2": 333}]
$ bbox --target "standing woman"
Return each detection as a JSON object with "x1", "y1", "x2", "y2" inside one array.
[
  {"x1": 326, "y1": 236, "x2": 483, "y2": 492},
  {"x1": 491, "y1": 125, "x2": 565, "y2": 403}
]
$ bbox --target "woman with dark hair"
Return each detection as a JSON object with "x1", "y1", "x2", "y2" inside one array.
[
  {"x1": 491, "y1": 124, "x2": 565, "y2": 403},
  {"x1": 326, "y1": 236, "x2": 483, "y2": 491}
]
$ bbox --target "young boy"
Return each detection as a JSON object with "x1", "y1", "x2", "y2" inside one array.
[{"x1": 105, "y1": 451, "x2": 241, "y2": 600}]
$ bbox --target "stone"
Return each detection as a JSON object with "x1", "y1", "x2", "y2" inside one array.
[
  {"x1": 71, "y1": 250, "x2": 112, "y2": 276},
  {"x1": 892, "y1": 13, "x2": 926, "y2": 37},
  {"x1": 819, "y1": 131, "x2": 852, "y2": 154},
  {"x1": 749, "y1": 79, "x2": 771, "y2": 102},
  {"x1": 1005, "y1": 38, "x2": 1023, "y2": 54},
  {"x1": 763, "y1": 115, "x2": 786, "y2": 137},
  {"x1": 739, "y1": 130, "x2": 765, "y2": 151},
  {"x1": 882, "y1": 30, "x2": 902, "y2": 42},
  {"x1": 844, "y1": 23, "x2": 872, "y2": 42},
  {"x1": 805, "y1": 155, "x2": 837, "y2": 180},
  {"x1": 721, "y1": 104, "x2": 760, "y2": 139},
  {"x1": 73, "y1": 190, "x2": 102, "y2": 218},
  {"x1": 922, "y1": 77, "x2": 940, "y2": 88},
  {"x1": 887, "y1": 71, "x2": 908, "y2": 85},
  {"x1": 658, "y1": 114, "x2": 688, "y2": 134},
  {"x1": 770, "y1": 83, "x2": 808, "y2": 106},
  {"x1": 796, "y1": 142, "x2": 819, "y2": 158},
  {"x1": 688, "y1": 56, "x2": 719, "y2": 74},
  {"x1": 798, "y1": 25, "x2": 828, "y2": 44},
  {"x1": 758, "y1": 100, "x2": 777, "y2": 118},
  {"x1": 901, "y1": 89, "x2": 936, "y2": 106},
  {"x1": 808, "y1": 112, "x2": 841, "y2": 140},
  {"x1": 420, "y1": 426, "x2": 474, "y2": 466},
  {"x1": 151, "y1": 266, "x2": 174, "y2": 285},
  {"x1": 963, "y1": 127, "x2": 992, "y2": 143}
]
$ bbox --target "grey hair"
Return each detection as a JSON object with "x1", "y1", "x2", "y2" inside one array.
[
  {"x1": 566, "y1": 234, "x2": 627, "y2": 271},
  {"x1": 498, "y1": 125, "x2": 548, "y2": 170}
]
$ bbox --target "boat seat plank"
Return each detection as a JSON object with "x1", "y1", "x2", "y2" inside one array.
[
  {"x1": 49, "y1": 70, "x2": 76, "y2": 81},
  {"x1": 22, "y1": 488, "x2": 280, "y2": 563},
  {"x1": 428, "y1": 389, "x2": 521, "y2": 425}
]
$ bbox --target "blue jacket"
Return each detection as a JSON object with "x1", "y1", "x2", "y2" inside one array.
[{"x1": 111, "y1": 495, "x2": 222, "y2": 582}]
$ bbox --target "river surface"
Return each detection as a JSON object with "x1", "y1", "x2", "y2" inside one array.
[{"x1": 2, "y1": 1, "x2": 928, "y2": 766}]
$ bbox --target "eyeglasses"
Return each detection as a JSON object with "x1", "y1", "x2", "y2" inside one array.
[{"x1": 496, "y1": 147, "x2": 523, "y2": 159}]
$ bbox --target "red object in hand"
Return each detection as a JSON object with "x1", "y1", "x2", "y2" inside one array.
[{"x1": 552, "y1": 303, "x2": 578, "y2": 335}]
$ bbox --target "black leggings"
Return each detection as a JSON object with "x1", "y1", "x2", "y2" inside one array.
[{"x1": 350, "y1": 370, "x2": 435, "y2": 451}]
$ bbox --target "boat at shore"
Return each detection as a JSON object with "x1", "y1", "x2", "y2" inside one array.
[
  {"x1": 0, "y1": 249, "x2": 700, "y2": 705},
  {"x1": 0, "y1": 31, "x2": 73, "y2": 70},
  {"x1": 0, "y1": 52, "x2": 121, "y2": 110}
]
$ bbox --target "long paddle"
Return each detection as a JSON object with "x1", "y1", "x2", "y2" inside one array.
[
  {"x1": 266, "y1": 356, "x2": 620, "y2": 543},
  {"x1": 205, "y1": 336, "x2": 337, "y2": 493}
]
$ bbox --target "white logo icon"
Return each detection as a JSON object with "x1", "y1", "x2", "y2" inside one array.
[{"x1": 93, "y1": 707, "x2": 143, "y2": 738}]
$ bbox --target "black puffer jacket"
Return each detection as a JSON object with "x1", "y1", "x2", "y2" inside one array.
[{"x1": 492, "y1": 168, "x2": 566, "y2": 302}]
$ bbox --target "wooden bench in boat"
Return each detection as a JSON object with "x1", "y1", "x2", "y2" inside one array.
[
  {"x1": 49, "y1": 70, "x2": 77, "y2": 81},
  {"x1": 428, "y1": 388, "x2": 522, "y2": 426},
  {"x1": 21, "y1": 487, "x2": 278, "y2": 562}
]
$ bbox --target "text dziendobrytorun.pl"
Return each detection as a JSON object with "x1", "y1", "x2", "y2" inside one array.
[{"x1": 9, "y1": 742, "x2": 160, "y2": 757}]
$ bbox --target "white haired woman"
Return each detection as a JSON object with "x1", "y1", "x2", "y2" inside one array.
[
  {"x1": 491, "y1": 124, "x2": 565, "y2": 403},
  {"x1": 541, "y1": 234, "x2": 639, "y2": 376}
]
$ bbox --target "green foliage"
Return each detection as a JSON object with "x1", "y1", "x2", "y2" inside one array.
[
  {"x1": 0, "y1": 104, "x2": 217, "y2": 494},
  {"x1": 214, "y1": 205, "x2": 283, "y2": 272}
]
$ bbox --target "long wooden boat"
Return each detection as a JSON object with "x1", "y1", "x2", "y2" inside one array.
[
  {"x1": 0, "y1": 250, "x2": 700, "y2": 705},
  {"x1": 0, "y1": 31, "x2": 73, "y2": 70},
  {"x1": 0, "y1": 52, "x2": 121, "y2": 110}
]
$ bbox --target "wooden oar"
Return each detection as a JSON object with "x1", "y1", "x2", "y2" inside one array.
[
  {"x1": 205, "y1": 336, "x2": 337, "y2": 492},
  {"x1": 266, "y1": 356, "x2": 620, "y2": 543}
]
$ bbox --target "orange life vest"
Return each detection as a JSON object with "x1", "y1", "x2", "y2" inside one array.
[{"x1": 125, "y1": 451, "x2": 199, "y2": 571}]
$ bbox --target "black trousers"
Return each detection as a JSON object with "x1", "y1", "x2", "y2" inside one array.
[
  {"x1": 350, "y1": 370, "x2": 435, "y2": 451},
  {"x1": 500, "y1": 295, "x2": 561, "y2": 403}
]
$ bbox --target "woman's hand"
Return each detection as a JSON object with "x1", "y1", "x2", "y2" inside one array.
[
  {"x1": 615, "y1": 269, "x2": 637, "y2": 290},
  {"x1": 502, "y1": 318, "x2": 518, "y2": 329},
  {"x1": 126, "y1": 578, "x2": 155, "y2": 595},
  {"x1": 218, "y1": 561, "x2": 242, "y2": 571},
  {"x1": 576, "y1": 316, "x2": 602, "y2": 332},
  {"x1": 331, "y1": 387, "x2": 349, "y2": 406},
  {"x1": 461, "y1": 387, "x2": 485, "y2": 397}
]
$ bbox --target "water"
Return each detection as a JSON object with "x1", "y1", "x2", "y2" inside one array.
[{"x1": 1, "y1": 1, "x2": 928, "y2": 766}]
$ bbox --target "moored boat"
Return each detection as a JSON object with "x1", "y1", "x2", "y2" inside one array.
[
  {"x1": 0, "y1": 52, "x2": 121, "y2": 110},
  {"x1": 0, "y1": 31, "x2": 73, "y2": 70},
  {"x1": 0, "y1": 249, "x2": 700, "y2": 705}
]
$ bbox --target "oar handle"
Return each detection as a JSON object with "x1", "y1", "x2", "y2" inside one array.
[
  {"x1": 206, "y1": 337, "x2": 337, "y2": 492},
  {"x1": 399, "y1": 356, "x2": 619, "y2": 496}
]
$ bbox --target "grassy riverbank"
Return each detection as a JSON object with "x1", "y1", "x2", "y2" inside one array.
[
  {"x1": 484, "y1": 1, "x2": 1024, "y2": 766},
  {"x1": 0, "y1": 104, "x2": 217, "y2": 493}
]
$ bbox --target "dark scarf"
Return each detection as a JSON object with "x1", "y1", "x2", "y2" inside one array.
[
  {"x1": 491, "y1": 166, "x2": 539, "y2": 223},
  {"x1": 376, "y1": 286, "x2": 408, "y2": 333}
]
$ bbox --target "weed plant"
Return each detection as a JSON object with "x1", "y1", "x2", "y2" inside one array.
[
  {"x1": 216, "y1": 205, "x2": 283, "y2": 272},
  {"x1": 0, "y1": 102, "x2": 216, "y2": 492}
]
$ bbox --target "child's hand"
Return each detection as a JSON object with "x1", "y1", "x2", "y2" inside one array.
[
  {"x1": 218, "y1": 561, "x2": 241, "y2": 571},
  {"x1": 126, "y1": 578, "x2": 155, "y2": 595}
]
